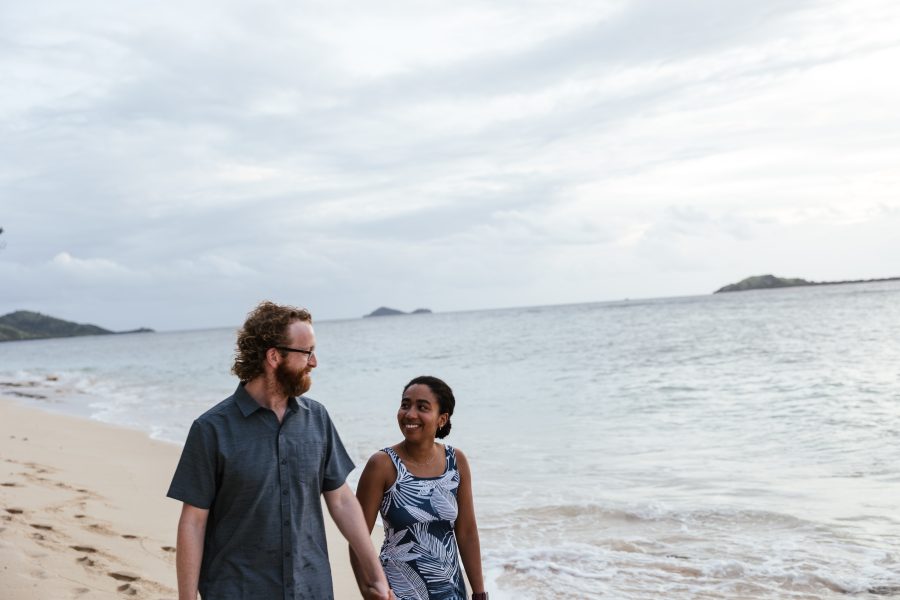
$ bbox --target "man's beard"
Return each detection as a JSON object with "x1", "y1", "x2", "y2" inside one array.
[{"x1": 275, "y1": 361, "x2": 312, "y2": 398}]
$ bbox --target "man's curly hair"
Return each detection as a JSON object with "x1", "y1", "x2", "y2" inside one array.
[{"x1": 232, "y1": 301, "x2": 312, "y2": 382}]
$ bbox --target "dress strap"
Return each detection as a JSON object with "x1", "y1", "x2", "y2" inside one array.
[
  {"x1": 381, "y1": 447, "x2": 406, "y2": 473},
  {"x1": 445, "y1": 444, "x2": 457, "y2": 470}
]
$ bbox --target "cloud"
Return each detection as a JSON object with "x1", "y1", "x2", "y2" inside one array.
[
  {"x1": 51, "y1": 251, "x2": 131, "y2": 275},
  {"x1": 1, "y1": 0, "x2": 899, "y2": 329}
]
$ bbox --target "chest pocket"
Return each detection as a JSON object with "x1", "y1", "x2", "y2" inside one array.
[{"x1": 285, "y1": 440, "x2": 326, "y2": 492}]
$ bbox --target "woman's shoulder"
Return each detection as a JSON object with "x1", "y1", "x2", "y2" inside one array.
[
  {"x1": 361, "y1": 448, "x2": 395, "y2": 472},
  {"x1": 358, "y1": 449, "x2": 399, "y2": 489},
  {"x1": 446, "y1": 445, "x2": 472, "y2": 476}
]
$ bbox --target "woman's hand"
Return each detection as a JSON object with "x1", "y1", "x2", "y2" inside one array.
[{"x1": 362, "y1": 581, "x2": 395, "y2": 600}]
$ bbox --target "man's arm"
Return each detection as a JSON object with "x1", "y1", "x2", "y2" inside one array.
[
  {"x1": 176, "y1": 503, "x2": 209, "y2": 600},
  {"x1": 324, "y1": 482, "x2": 391, "y2": 600}
]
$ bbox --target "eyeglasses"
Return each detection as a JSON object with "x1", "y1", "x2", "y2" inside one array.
[{"x1": 275, "y1": 346, "x2": 315, "y2": 357}]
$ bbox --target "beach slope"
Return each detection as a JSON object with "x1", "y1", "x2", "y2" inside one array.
[{"x1": 0, "y1": 397, "x2": 367, "y2": 599}]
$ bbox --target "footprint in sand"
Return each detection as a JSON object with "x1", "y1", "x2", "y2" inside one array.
[
  {"x1": 108, "y1": 571, "x2": 140, "y2": 582},
  {"x1": 89, "y1": 523, "x2": 115, "y2": 535},
  {"x1": 1, "y1": 482, "x2": 20, "y2": 487},
  {"x1": 5, "y1": 508, "x2": 24, "y2": 514},
  {"x1": 70, "y1": 545, "x2": 97, "y2": 553},
  {"x1": 30, "y1": 523, "x2": 53, "y2": 530},
  {"x1": 117, "y1": 583, "x2": 138, "y2": 596},
  {"x1": 161, "y1": 546, "x2": 175, "y2": 553},
  {"x1": 121, "y1": 534, "x2": 138, "y2": 539},
  {"x1": 76, "y1": 556, "x2": 96, "y2": 567}
]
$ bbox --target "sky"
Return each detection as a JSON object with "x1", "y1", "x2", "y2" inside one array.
[{"x1": 1, "y1": 0, "x2": 899, "y2": 331}]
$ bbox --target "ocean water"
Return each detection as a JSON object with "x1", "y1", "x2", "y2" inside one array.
[{"x1": 2, "y1": 281, "x2": 899, "y2": 599}]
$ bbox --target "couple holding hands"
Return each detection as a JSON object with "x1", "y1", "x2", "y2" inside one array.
[{"x1": 168, "y1": 301, "x2": 487, "y2": 600}]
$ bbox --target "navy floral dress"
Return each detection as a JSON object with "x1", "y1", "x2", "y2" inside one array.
[{"x1": 379, "y1": 446, "x2": 467, "y2": 600}]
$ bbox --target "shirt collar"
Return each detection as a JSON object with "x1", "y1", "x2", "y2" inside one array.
[{"x1": 234, "y1": 382, "x2": 302, "y2": 417}]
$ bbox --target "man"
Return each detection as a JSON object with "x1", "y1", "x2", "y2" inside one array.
[{"x1": 167, "y1": 301, "x2": 391, "y2": 599}]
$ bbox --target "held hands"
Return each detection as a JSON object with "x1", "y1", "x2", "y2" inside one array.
[{"x1": 363, "y1": 582, "x2": 395, "y2": 600}]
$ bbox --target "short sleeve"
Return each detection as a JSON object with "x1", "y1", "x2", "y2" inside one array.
[
  {"x1": 167, "y1": 419, "x2": 218, "y2": 508},
  {"x1": 321, "y1": 411, "x2": 355, "y2": 492}
]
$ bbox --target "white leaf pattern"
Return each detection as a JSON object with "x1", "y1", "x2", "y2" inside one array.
[
  {"x1": 378, "y1": 446, "x2": 466, "y2": 600},
  {"x1": 429, "y1": 484, "x2": 458, "y2": 523},
  {"x1": 403, "y1": 504, "x2": 438, "y2": 523},
  {"x1": 384, "y1": 460, "x2": 439, "y2": 510},
  {"x1": 408, "y1": 522, "x2": 460, "y2": 589},
  {"x1": 384, "y1": 559, "x2": 429, "y2": 600},
  {"x1": 381, "y1": 529, "x2": 418, "y2": 562}
]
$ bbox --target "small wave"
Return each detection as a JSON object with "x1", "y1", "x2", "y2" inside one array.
[
  {"x1": 481, "y1": 501, "x2": 900, "y2": 599},
  {"x1": 485, "y1": 540, "x2": 900, "y2": 599},
  {"x1": 507, "y1": 501, "x2": 814, "y2": 530},
  {"x1": 0, "y1": 370, "x2": 188, "y2": 443}
]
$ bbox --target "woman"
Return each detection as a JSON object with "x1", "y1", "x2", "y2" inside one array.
[{"x1": 352, "y1": 376, "x2": 488, "y2": 600}]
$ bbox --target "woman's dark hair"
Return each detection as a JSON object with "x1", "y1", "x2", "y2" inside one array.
[{"x1": 403, "y1": 375, "x2": 455, "y2": 439}]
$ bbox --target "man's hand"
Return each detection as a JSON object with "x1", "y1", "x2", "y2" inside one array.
[{"x1": 362, "y1": 582, "x2": 395, "y2": 600}]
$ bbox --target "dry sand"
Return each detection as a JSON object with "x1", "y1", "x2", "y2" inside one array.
[{"x1": 0, "y1": 396, "x2": 371, "y2": 599}]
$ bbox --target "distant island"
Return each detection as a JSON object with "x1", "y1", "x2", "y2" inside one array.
[
  {"x1": 0, "y1": 310, "x2": 153, "y2": 342},
  {"x1": 364, "y1": 307, "x2": 433, "y2": 318},
  {"x1": 715, "y1": 274, "x2": 900, "y2": 294}
]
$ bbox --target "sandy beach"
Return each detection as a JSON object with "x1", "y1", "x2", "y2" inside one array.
[{"x1": 0, "y1": 395, "x2": 369, "y2": 600}]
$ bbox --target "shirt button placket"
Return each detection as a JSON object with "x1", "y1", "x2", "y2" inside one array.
[{"x1": 278, "y1": 430, "x2": 293, "y2": 600}]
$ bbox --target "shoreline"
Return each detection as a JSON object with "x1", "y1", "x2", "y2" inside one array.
[{"x1": 0, "y1": 395, "x2": 371, "y2": 599}]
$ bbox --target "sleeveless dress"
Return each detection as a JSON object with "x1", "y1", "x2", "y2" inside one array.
[{"x1": 379, "y1": 446, "x2": 467, "y2": 600}]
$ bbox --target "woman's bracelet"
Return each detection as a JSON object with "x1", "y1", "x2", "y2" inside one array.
[{"x1": 472, "y1": 593, "x2": 489, "y2": 600}]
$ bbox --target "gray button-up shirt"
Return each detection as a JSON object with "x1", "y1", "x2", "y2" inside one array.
[{"x1": 167, "y1": 383, "x2": 354, "y2": 600}]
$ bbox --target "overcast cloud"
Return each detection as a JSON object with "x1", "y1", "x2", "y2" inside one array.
[{"x1": 2, "y1": 0, "x2": 899, "y2": 330}]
